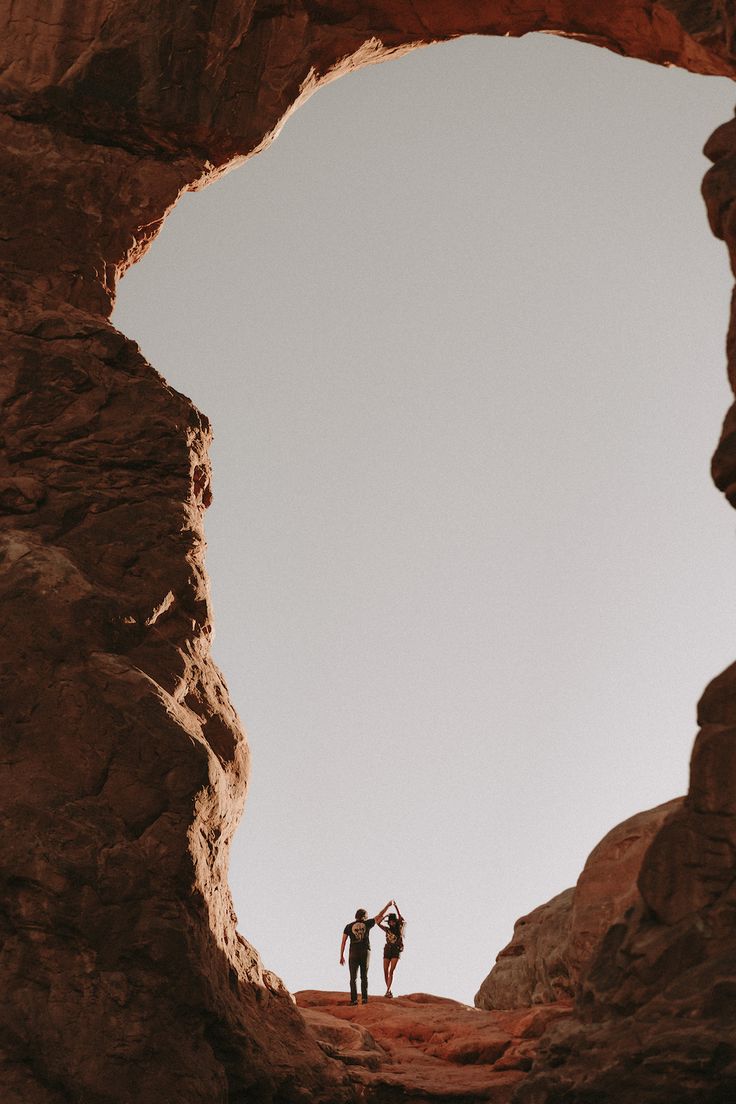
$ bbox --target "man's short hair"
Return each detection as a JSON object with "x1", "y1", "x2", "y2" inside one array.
[{"x1": 355, "y1": 908, "x2": 367, "y2": 920}]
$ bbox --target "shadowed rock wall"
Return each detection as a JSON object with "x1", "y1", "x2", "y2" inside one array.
[
  {"x1": 0, "y1": 281, "x2": 351, "y2": 1101},
  {"x1": 2, "y1": 2, "x2": 736, "y2": 1102}
]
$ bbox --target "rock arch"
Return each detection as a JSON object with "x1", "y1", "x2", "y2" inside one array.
[{"x1": 1, "y1": 3, "x2": 735, "y2": 1101}]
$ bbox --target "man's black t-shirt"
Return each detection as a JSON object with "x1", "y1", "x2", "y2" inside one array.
[{"x1": 343, "y1": 917, "x2": 375, "y2": 955}]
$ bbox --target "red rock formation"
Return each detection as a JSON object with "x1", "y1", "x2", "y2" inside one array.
[
  {"x1": 477, "y1": 890, "x2": 577, "y2": 1010},
  {"x1": 296, "y1": 990, "x2": 573, "y2": 1102},
  {"x1": 568, "y1": 800, "x2": 684, "y2": 973},
  {"x1": 0, "y1": 284, "x2": 353, "y2": 1102},
  {"x1": 508, "y1": 116, "x2": 736, "y2": 1103},
  {"x1": 476, "y1": 800, "x2": 682, "y2": 1011},
  {"x1": 475, "y1": 800, "x2": 683, "y2": 1010},
  {"x1": 2, "y1": 3, "x2": 736, "y2": 1102},
  {"x1": 475, "y1": 791, "x2": 736, "y2": 1102}
]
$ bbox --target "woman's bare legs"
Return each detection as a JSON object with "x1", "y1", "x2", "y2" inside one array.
[{"x1": 386, "y1": 956, "x2": 399, "y2": 995}]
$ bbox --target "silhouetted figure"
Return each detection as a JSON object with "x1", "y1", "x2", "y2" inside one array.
[
  {"x1": 379, "y1": 900, "x2": 405, "y2": 997},
  {"x1": 339, "y1": 900, "x2": 392, "y2": 1004}
]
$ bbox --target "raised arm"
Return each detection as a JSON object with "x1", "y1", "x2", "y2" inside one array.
[
  {"x1": 374, "y1": 900, "x2": 393, "y2": 925},
  {"x1": 339, "y1": 931, "x2": 347, "y2": 965},
  {"x1": 393, "y1": 900, "x2": 404, "y2": 922}
]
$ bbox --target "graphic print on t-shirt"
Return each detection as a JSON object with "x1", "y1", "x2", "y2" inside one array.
[
  {"x1": 384, "y1": 922, "x2": 404, "y2": 952},
  {"x1": 344, "y1": 917, "x2": 375, "y2": 947}
]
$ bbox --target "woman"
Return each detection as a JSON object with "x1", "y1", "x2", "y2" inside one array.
[{"x1": 378, "y1": 899, "x2": 405, "y2": 997}]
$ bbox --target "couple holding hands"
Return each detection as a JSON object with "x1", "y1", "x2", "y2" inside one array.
[{"x1": 339, "y1": 899, "x2": 405, "y2": 1004}]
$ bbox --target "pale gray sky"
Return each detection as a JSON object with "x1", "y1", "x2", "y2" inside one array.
[{"x1": 113, "y1": 33, "x2": 736, "y2": 1004}]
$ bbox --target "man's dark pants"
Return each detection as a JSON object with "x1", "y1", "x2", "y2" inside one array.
[{"x1": 349, "y1": 948, "x2": 369, "y2": 1002}]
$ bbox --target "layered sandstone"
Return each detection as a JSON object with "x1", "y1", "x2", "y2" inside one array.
[{"x1": 2, "y1": 2, "x2": 736, "y2": 1102}]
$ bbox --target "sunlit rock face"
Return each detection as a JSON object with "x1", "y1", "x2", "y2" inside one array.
[
  {"x1": 296, "y1": 990, "x2": 573, "y2": 1101},
  {"x1": 475, "y1": 800, "x2": 683, "y2": 1011},
  {"x1": 2, "y1": 2, "x2": 736, "y2": 1102},
  {"x1": 479, "y1": 790, "x2": 736, "y2": 1101},
  {"x1": 478, "y1": 890, "x2": 578, "y2": 1011}
]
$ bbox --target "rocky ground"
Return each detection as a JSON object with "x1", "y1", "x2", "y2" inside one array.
[{"x1": 296, "y1": 991, "x2": 572, "y2": 1102}]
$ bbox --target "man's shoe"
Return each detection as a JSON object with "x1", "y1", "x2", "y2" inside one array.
[
  {"x1": 350, "y1": 1000, "x2": 358, "y2": 1006},
  {"x1": 362, "y1": 998, "x2": 368, "y2": 1004}
]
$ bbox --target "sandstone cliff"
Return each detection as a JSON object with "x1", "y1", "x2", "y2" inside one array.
[
  {"x1": 3, "y1": 2, "x2": 736, "y2": 1102},
  {"x1": 0, "y1": 286, "x2": 352, "y2": 1102}
]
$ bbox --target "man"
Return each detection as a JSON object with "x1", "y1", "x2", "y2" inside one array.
[{"x1": 339, "y1": 900, "x2": 392, "y2": 1005}]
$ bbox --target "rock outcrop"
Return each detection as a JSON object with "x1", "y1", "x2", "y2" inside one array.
[
  {"x1": 475, "y1": 799, "x2": 683, "y2": 1011},
  {"x1": 476, "y1": 789, "x2": 736, "y2": 1102},
  {"x1": 3, "y1": 2, "x2": 736, "y2": 1102},
  {"x1": 478, "y1": 890, "x2": 577, "y2": 1011}
]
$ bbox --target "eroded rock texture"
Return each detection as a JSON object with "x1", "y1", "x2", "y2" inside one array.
[
  {"x1": 0, "y1": 283, "x2": 352, "y2": 1102},
  {"x1": 475, "y1": 799, "x2": 683, "y2": 1011},
  {"x1": 297, "y1": 990, "x2": 573, "y2": 1102},
  {"x1": 2, "y1": 2, "x2": 736, "y2": 1102},
  {"x1": 477, "y1": 789, "x2": 736, "y2": 1102},
  {"x1": 508, "y1": 115, "x2": 736, "y2": 1104}
]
